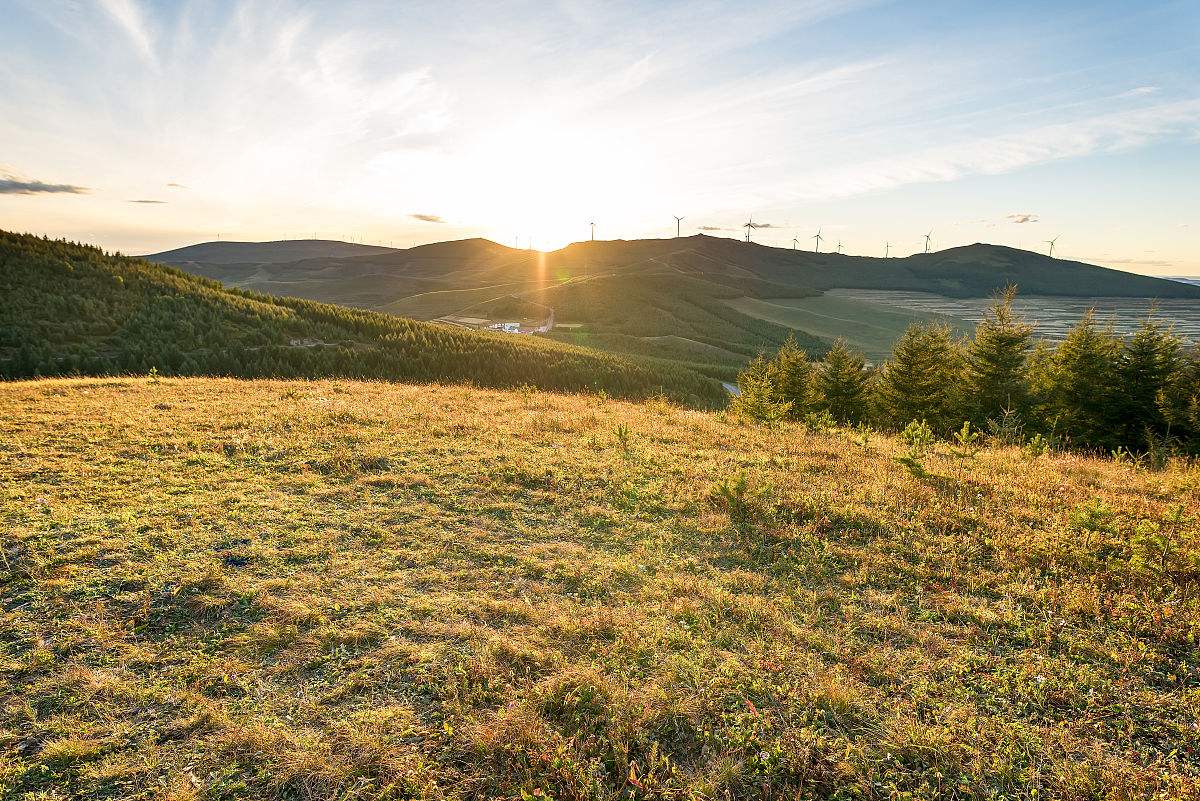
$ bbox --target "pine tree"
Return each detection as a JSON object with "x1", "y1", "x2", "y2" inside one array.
[
  {"x1": 814, "y1": 338, "x2": 869, "y2": 424},
  {"x1": 1112, "y1": 318, "x2": 1183, "y2": 449},
  {"x1": 966, "y1": 286, "x2": 1033, "y2": 425},
  {"x1": 767, "y1": 334, "x2": 813, "y2": 419},
  {"x1": 1046, "y1": 311, "x2": 1120, "y2": 448},
  {"x1": 873, "y1": 323, "x2": 965, "y2": 432},
  {"x1": 730, "y1": 354, "x2": 792, "y2": 423}
]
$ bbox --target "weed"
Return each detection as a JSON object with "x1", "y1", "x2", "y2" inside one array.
[{"x1": 613, "y1": 423, "x2": 632, "y2": 454}]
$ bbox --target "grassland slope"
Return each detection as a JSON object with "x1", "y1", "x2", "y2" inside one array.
[{"x1": 2, "y1": 378, "x2": 1198, "y2": 800}]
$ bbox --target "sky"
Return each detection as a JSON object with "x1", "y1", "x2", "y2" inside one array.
[{"x1": 1, "y1": 0, "x2": 1198, "y2": 274}]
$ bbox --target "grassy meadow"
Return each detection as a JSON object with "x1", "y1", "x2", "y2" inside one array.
[{"x1": 2, "y1": 378, "x2": 1199, "y2": 800}]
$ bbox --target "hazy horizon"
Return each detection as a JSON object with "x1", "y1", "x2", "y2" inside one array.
[{"x1": 2, "y1": 0, "x2": 1198, "y2": 275}]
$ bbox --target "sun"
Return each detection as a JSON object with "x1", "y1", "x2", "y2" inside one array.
[{"x1": 453, "y1": 114, "x2": 655, "y2": 250}]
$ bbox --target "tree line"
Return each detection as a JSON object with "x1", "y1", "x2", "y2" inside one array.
[{"x1": 732, "y1": 287, "x2": 1200, "y2": 454}]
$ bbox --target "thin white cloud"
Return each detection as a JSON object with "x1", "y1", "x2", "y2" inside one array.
[
  {"x1": 1119, "y1": 85, "x2": 1159, "y2": 98},
  {"x1": 782, "y1": 99, "x2": 1200, "y2": 202},
  {"x1": 97, "y1": 0, "x2": 155, "y2": 63}
]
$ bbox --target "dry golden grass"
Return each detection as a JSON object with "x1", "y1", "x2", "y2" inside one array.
[{"x1": 1, "y1": 377, "x2": 1198, "y2": 800}]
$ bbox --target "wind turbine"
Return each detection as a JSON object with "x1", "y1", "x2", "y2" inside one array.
[
  {"x1": 1045, "y1": 235, "x2": 1059, "y2": 258},
  {"x1": 589, "y1": 221, "x2": 595, "y2": 241},
  {"x1": 744, "y1": 218, "x2": 757, "y2": 242},
  {"x1": 674, "y1": 216, "x2": 685, "y2": 237},
  {"x1": 884, "y1": 242, "x2": 891, "y2": 258},
  {"x1": 812, "y1": 227, "x2": 823, "y2": 253},
  {"x1": 923, "y1": 230, "x2": 933, "y2": 253},
  {"x1": 792, "y1": 237, "x2": 799, "y2": 250},
  {"x1": 836, "y1": 240, "x2": 843, "y2": 254}
]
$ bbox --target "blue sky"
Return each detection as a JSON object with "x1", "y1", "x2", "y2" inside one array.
[{"x1": 1, "y1": 0, "x2": 1197, "y2": 273}]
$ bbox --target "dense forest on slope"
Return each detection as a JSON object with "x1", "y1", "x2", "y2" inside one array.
[
  {"x1": 732, "y1": 290, "x2": 1200, "y2": 454},
  {"x1": 0, "y1": 232, "x2": 725, "y2": 405}
]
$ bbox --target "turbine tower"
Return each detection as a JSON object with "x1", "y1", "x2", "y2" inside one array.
[
  {"x1": 792, "y1": 237, "x2": 799, "y2": 250},
  {"x1": 812, "y1": 227, "x2": 823, "y2": 253},
  {"x1": 744, "y1": 218, "x2": 757, "y2": 242},
  {"x1": 589, "y1": 221, "x2": 595, "y2": 241},
  {"x1": 884, "y1": 242, "x2": 891, "y2": 258},
  {"x1": 923, "y1": 230, "x2": 933, "y2": 253},
  {"x1": 1045, "y1": 235, "x2": 1060, "y2": 258},
  {"x1": 674, "y1": 216, "x2": 685, "y2": 238},
  {"x1": 836, "y1": 240, "x2": 843, "y2": 254}
]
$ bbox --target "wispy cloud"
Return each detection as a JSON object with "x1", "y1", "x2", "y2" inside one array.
[
  {"x1": 697, "y1": 225, "x2": 726, "y2": 231},
  {"x1": 1007, "y1": 213, "x2": 1039, "y2": 224},
  {"x1": 97, "y1": 0, "x2": 155, "y2": 63},
  {"x1": 128, "y1": 199, "x2": 166, "y2": 204},
  {"x1": 166, "y1": 182, "x2": 187, "y2": 189},
  {"x1": 781, "y1": 99, "x2": 1200, "y2": 203},
  {"x1": 410, "y1": 213, "x2": 445, "y2": 223},
  {"x1": 1119, "y1": 86, "x2": 1159, "y2": 98},
  {"x1": 0, "y1": 175, "x2": 89, "y2": 195}
]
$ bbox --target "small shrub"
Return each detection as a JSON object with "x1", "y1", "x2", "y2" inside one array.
[
  {"x1": 986, "y1": 407, "x2": 1024, "y2": 446},
  {"x1": 897, "y1": 419, "x2": 934, "y2": 477},
  {"x1": 1024, "y1": 432, "x2": 1051, "y2": 458},
  {"x1": 952, "y1": 420, "x2": 980, "y2": 457},
  {"x1": 803, "y1": 410, "x2": 837, "y2": 433},
  {"x1": 953, "y1": 420, "x2": 980, "y2": 449},
  {"x1": 708, "y1": 471, "x2": 774, "y2": 544},
  {"x1": 1131, "y1": 504, "x2": 1197, "y2": 579},
  {"x1": 1069, "y1": 498, "x2": 1115, "y2": 548},
  {"x1": 1144, "y1": 431, "x2": 1174, "y2": 471},
  {"x1": 852, "y1": 423, "x2": 873, "y2": 449}
]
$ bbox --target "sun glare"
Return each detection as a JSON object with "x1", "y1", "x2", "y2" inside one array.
[{"x1": 455, "y1": 115, "x2": 656, "y2": 250}]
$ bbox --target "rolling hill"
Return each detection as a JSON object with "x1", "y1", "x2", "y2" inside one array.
[
  {"x1": 4, "y1": 377, "x2": 1198, "y2": 799},
  {"x1": 143, "y1": 238, "x2": 399, "y2": 265},
  {"x1": 0, "y1": 231, "x2": 724, "y2": 406},
  {"x1": 151, "y1": 234, "x2": 1200, "y2": 370}
]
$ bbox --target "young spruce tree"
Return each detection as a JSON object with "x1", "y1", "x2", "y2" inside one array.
[
  {"x1": 965, "y1": 286, "x2": 1033, "y2": 425},
  {"x1": 1047, "y1": 311, "x2": 1120, "y2": 448},
  {"x1": 767, "y1": 334, "x2": 813, "y2": 419},
  {"x1": 1111, "y1": 318, "x2": 1184, "y2": 449},
  {"x1": 815, "y1": 338, "x2": 869, "y2": 424},
  {"x1": 730, "y1": 354, "x2": 792, "y2": 423},
  {"x1": 873, "y1": 323, "x2": 965, "y2": 433}
]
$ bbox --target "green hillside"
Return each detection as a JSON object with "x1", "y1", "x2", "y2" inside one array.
[
  {"x1": 0, "y1": 232, "x2": 725, "y2": 406},
  {"x1": 153, "y1": 235, "x2": 1200, "y2": 375}
]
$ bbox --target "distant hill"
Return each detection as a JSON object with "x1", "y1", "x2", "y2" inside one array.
[
  {"x1": 0, "y1": 232, "x2": 724, "y2": 406},
  {"x1": 143, "y1": 239, "x2": 399, "y2": 265},
  {"x1": 151, "y1": 234, "x2": 1200, "y2": 373},
  {"x1": 1172, "y1": 276, "x2": 1200, "y2": 287}
]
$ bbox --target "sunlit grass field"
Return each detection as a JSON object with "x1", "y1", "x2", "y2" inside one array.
[{"x1": 2, "y1": 378, "x2": 1198, "y2": 800}]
